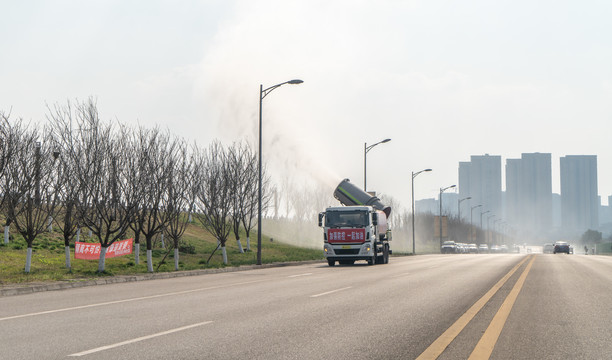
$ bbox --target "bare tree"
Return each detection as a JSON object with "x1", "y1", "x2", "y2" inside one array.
[
  {"x1": 0, "y1": 111, "x2": 8, "y2": 184},
  {"x1": 163, "y1": 141, "x2": 195, "y2": 270},
  {"x1": 130, "y1": 126, "x2": 176, "y2": 272},
  {"x1": 239, "y1": 145, "x2": 275, "y2": 252},
  {"x1": 0, "y1": 111, "x2": 17, "y2": 244},
  {"x1": 46, "y1": 102, "x2": 88, "y2": 269},
  {"x1": 3, "y1": 124, "x2": 61, "y2": 272},
  {"x1": 239, "y1": 144, "x2": 258, "y2": 251},
  {"x1": 228, "y1": 141, "x2": 249, "y2": 253},
  {"x1": 70, "y1": 100, "x2": 137, "y2": 272},
  {"x1": 194, "y1": 141, "x2": 233, "y2": 264}
]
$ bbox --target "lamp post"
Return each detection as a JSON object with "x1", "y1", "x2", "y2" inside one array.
[
  {"x1": 470, "y1": 204, "x2": 482, "y2": 243},
  {"x1": 439, "y1": 184, "x2": 456, "y2": 247},
  {"x1": 411, "y1": 168, "x2": 432, "y2": 255},
  {"x1": 494, "y1": 219, "x2": 502, "y2": 244},
  {"x1": 458, "y1": 196, "x2": 471, "y2": 222},
  {"x1": 257, "y1": 79, "x2": 303, "y2": 266},
  {"x1": 364, "y1": 138, "x2": 391, "y2": 191},
  {"x1": 487, "y1": 214, "x2": 496, "y2": 245},
  {"x1": 480, "y1": 210, "x2": 490, "y2": 244}
]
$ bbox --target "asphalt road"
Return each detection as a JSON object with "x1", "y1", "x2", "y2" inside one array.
[{"x1": 1, "y1": 253, "x2": 611, "y2": 359}]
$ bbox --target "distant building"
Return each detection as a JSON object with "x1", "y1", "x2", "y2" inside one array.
[
  {"x1": 441, "y1": 192, "x2": 458, "y2": 217},
  {"x1": 552, "y1": 193, "x2": 561, "y2": 228},
  {"x1": 458, "y1": 161, "x2": 471, "y2": 220},
  {"x1": 458, "y1": 154, "x2": 502, "y2": 222},
  {"x1": 560, "y1": 155, "x2": 599, "y2": 234},
  {"x1": 599, "y1": 195, "x2": 612, "y2": 227},
  {"x1": 505, "y1": 153, "x2": 552, "y2": 239},
  {"x1": 415, "y1": 198, "x2": 437, "y2": 214}
]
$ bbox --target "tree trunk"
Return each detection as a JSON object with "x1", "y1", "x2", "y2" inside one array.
[
  {"x1": 147, "y1": 249, "x2": 153, "y2": 272},
  {"x1": 4, "y1": 225, "x2": 9, "y2": 244},
  {"x1": 76, "y1": 228, "x2": 81, "y2": 242},
  {"x1": 237, "y1": 239, "x2": 244, "y2": 253},
  {"x1": 25, "y1": 247, "x2": 32, "y2": 273},
  {"x1": 246, "y1": 236, "x2": 250, "y2": 251},
  {"x1": 88, "y1": 229, "x2": 92, "y2": 237},
  {"x1": 160, "y1": 233, "x2": 165, "y2": 248},
  {"x1": 98, "y1": 246, "x2": 107, "y2": 272},
  {"x1": 135, "y1": 243, "x2": 140, "y2": 265},
  {"x1": 222, "y1": 245, "x2": 228, "y2": 264},
  {"x1": 174, "y1": 248, "x2": 179, "y2": 271},
  {"x1": 65, "y1": 246, "x2": 71, "y2": 269},
  {"x1": 47, "y1": 216, "x2": 53, "y2": 232}
]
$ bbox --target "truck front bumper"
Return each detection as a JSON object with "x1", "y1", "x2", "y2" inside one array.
[{"x1": 324, "y1": 243, "x2": 373, "y2": 259}]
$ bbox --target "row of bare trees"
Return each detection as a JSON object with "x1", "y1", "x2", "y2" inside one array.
[{"x1": 0, "y1": 99, "x2": 268, "y2": 273}]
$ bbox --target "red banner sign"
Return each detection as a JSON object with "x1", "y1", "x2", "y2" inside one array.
[
  {"x1": 75, "y1": 238, "x2": 133, "y2": 260},
  {"x1": 327, "y1": 229, "x2": 366, "y2": 244}
]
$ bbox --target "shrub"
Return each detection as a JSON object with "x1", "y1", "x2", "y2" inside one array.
[{"x1": 179, "y1": 243, "x2": 196, "y2": 254}]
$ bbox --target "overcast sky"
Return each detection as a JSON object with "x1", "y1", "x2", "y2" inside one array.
[{"x1": 2, "y1": 0, "x2": 611, "y2": 210}]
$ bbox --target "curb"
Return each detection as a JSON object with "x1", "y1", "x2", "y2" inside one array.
[{"x1": 0, "y1": 260, "x2": 324, "y2": 297}]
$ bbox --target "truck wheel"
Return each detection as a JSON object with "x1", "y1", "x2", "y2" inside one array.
[
  {"x1": 368, "y1": 253, "x2": 376, "y2": 266},
  {"x1": 327, "y1": 259, "x2": 335, "y2": 267},
  {"x1": 383, "y1": 244, "x2": 389, "y2": 264}
]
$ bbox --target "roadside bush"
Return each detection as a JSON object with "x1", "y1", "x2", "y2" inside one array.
[{"x1": 179, "y1": 243, "x2": 196, "y2": 254}]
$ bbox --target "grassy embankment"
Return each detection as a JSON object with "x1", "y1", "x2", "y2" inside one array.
[{"x1": 0, "y1": 218, "x2": 324, "y2": 285}]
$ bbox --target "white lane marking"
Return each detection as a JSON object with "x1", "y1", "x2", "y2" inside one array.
[
  {"x1": 0, "y1": 280, "x2": 264, "y2": 322},
  {"x1": 68, "y1": 321, "x2": 213, "y2": 357},
  {"x1": 288, "y1": 273, "x2": 313, "y2": 278},
  {"x1": 310, "y1": 286, "x2": 352, "y2": 298}
]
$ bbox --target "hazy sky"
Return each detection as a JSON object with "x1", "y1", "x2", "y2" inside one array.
[{"x1": 2, "y1": 0, "x2": 611, "y2": 210}]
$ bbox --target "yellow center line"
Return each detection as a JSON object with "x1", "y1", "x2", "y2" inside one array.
[
  {"x1": 468, "y1": 254, "x2": 536, "y2": 359},
  {"x1": 416, "y1": 255, "x2": 532, "y2": 360}
]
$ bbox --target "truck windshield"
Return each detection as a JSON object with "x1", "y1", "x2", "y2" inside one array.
[{"x1": 325, "y1": 210, "x2": 368, "y2": 228}]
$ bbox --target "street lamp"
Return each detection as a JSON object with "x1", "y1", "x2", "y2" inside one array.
[
  {"x1": 487, "y1": 214, "x2": 496, "y2": 244},
  {"x1": 494, "y1": 219, "x2": 502, "y2": 244},
  {"x1": 364, "y1": 138, "x2": 391, "y2": 191},
  {"x1": 439, "y1": 184, "x2": 456, "y2": 247},
  {"x1": 257, "y1": 79, "x2": 303, "y2": 266},
  {"x1": 470, "y1": 205, "x2": 482, "y2": 243},
  {"x1": 480, "y1": 210, "x2": 490, "y2": 244},
  {"x1": 411, "y1": 168, "x2": 432, "y2": 255},
  {"x1": 458, "y1": 196, "x2": 471, "y2": 222}
]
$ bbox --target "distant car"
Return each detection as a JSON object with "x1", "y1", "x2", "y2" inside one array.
[
  {"x1": 467, "y1": 243, "x2": 478, "y2": 253},
  {"x1": 500, "y1": 245, "x2": 509, "y2": 253},
  {"x1": 441, "y1": 241, "x2": 457, "y2": 254},
  {"x1": 554, "y1": 241, "x2": 570, "y2": 254},
  {"x1": 478, "y1": 244, "x2": 489, "y2": 253},
  {"x1": 543, "y1": 244, "x2": 554, "y2": 254},
  {"x1": 490, "y1": 245, "x2": 500, "y2": 253}
]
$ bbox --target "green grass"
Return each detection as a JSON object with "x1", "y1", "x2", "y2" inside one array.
[{"x1": 0, "y1": 221, "x2": 324, "y2": 285}]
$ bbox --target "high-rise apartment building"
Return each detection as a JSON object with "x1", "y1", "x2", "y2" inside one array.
[
  {"x1": 458, "y1": 154, "x2": 502, "y2": 222},
  {"x1": 560, "y1": 155, "x2": 599, "y2": 233},
  {"x1": 505, "y1": 153, "x2": 552, "y2": 238}
]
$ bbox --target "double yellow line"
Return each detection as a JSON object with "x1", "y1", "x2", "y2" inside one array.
[{"x1": 416, "y1": 254, "x2": 536, "y2": 360}]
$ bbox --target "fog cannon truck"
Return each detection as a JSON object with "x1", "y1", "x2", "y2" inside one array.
[{"x1": 318, "y1": 179, "x2": 392, "y2": 266}]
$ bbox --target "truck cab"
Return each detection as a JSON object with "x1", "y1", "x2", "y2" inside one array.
[{"x1": 319, "y1": 205, "x2": 391, "y2": 266}]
